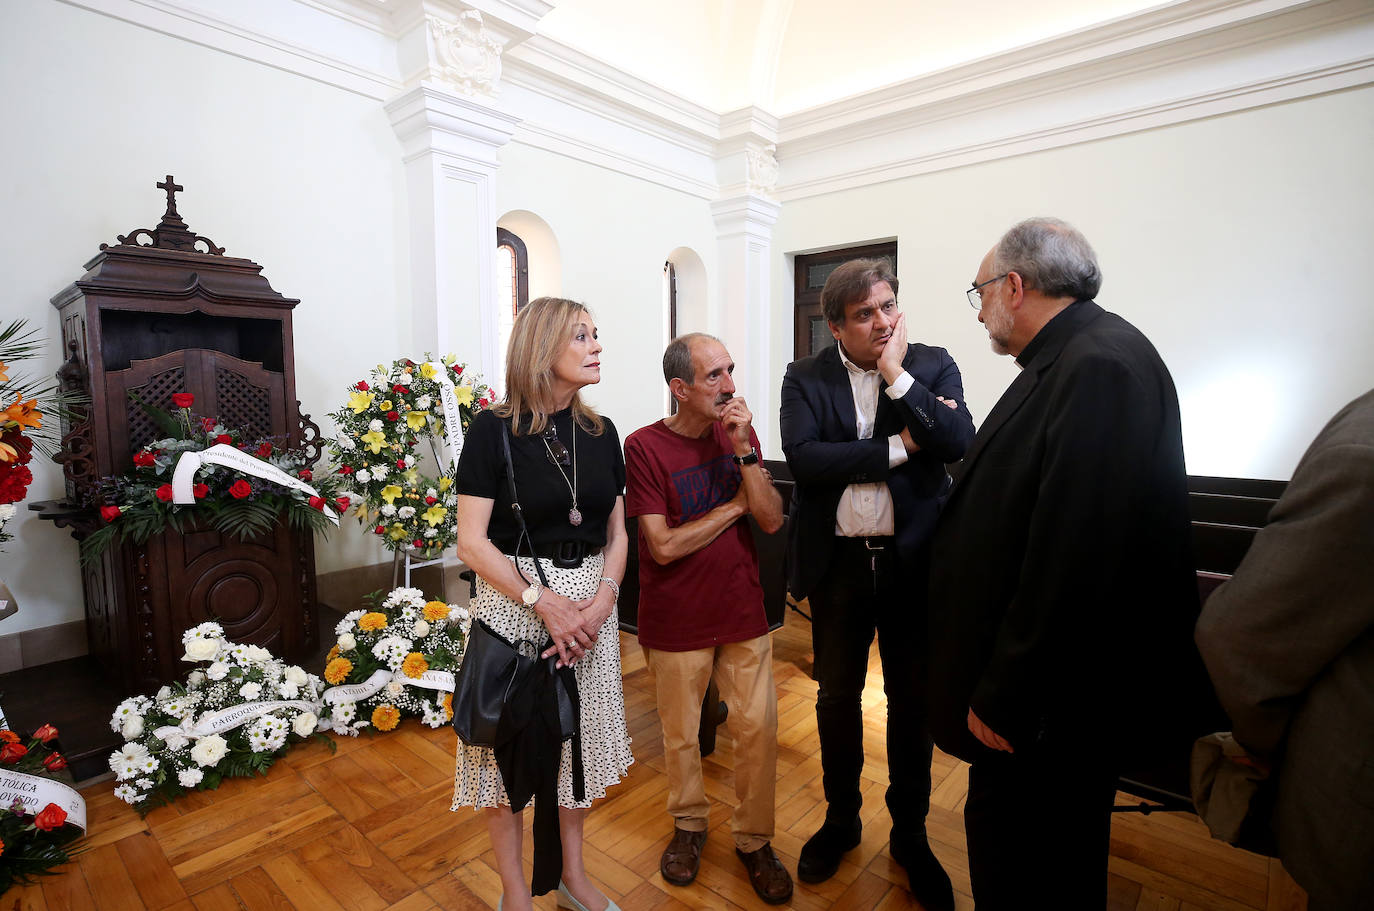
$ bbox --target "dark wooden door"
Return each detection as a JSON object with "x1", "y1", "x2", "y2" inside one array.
[{"x1": 793, "y1": 241, "x2": 898, "y2": 360}]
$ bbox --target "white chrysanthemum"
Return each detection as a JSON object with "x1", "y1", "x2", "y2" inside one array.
[
  {"x1": 423, "y1": 527, "x2": 437, "y2": 538},
  {"x1": 278, "y1": 681, "x2": 299, "y2": 699},
  {"x1": 190, "y1": 735, "x2": 228, "y2": 767},
  {"x1": 109, "y1": 742, "x2": 151, "y2": 780},
  {"x1": 371, "y1": 464, "x2": 388, "y2": 480},
  {"x1": 227, "y1": 643, "x2": 252, "y2": 664},
  {"x1": 162, "y1": 731, "x2": 190, "y2": 752},
  {"x1": 371, "y1": 635, "x2": 413, "y2": 671},
  {"x1": 178, "y1": 768, "x2": 204, "y2": 787},
  {"x1": 135, "y1": 776, "x2": 153, "y2": 789},
  {"x1": 379, "y1": 503, "x2": 396, "y2": 517},
  {"x1": 424, "y1": 487, "x2": 438, "y2": 499},
  {"x1": 284, "y1": 666, "x2": 308, "y2": 686},
  {"x1": 448, "y1": 604, "x2": 470, "y2": 623},
  {"x1": 293, "y1": 712, "x2": 318, "y2": 737},
  {"x1": 421, "y1": 701, "x2": 447, "y2": 728},
  {"x1": 239, "y1": 682, "x2": 263, "y2": 700},
  {"x1": 187, "y1": 670, "x2": 206, "y2": 688},
  {"x1": 337, "y1": 435, "x2": 356, "y2": 451},
  {"x1": 114, "y1": 783, "x2": 139, "y2": 804},
  {"x1": 368, "y1": 419, "x2": 384, "y2": 432},
  {"x1": 110, "y1": 698, "x2": 146, "y2": 731},
  {"x1": 332, "y1": 701, "x2": 357, "y2": 724},
  {"x1": 383, "y1": 588, "x2": 426, "y2": 609},
  {"x1": 415, "y1": 394, "x2": 433, "y2": 410},
  {"x1": 205, "y1": 661, "x2": 229, "y2": 681},
  {"x1": 161, "y1": 698, "x2": 192, "y2": 720},
  {"x1": 355, "y1": 469, "x2": 371, "y2": 483},
  {"x1": 182, "y1": 621, "x2": 225, "y2": 645},
  {"x1": 397, "y1": 506, "x2": 416, "y2": 519},
  {"x1": 404, "y1": 455, "x2": 416, "y2": 468},
  {"x1": 336, "y1": 610, "x2": 365, "y2": 636}
]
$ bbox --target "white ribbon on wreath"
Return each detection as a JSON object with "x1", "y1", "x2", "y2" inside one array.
[
  {"x1": 322, "y1": 667, "x2": 456, "y2": 705},
  {"x1": 151, "y1": 699, "x2": 323, "y2": 744},
  {"x1": 425, "y1": 361, "x2": 467, "y2": 472},
  {"x1": 169, "y1": 443, "x2": 341, "y2": 524},
  {"x1": 0, "y1": 770, "x2": 87, "y2": 831}
]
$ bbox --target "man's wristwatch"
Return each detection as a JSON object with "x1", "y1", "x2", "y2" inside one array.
[
  {"x1": 520, "y1": 581, "x2": 542, "y2": 606},
  {"x1": 733, "y1": 447, "x2": 760, "y2": 466}
]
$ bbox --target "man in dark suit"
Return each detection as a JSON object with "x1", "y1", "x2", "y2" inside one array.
[
  {"x1": 780, "y1": 258, "x2": 974, "y2": 911},
  {"x1": 1196, "y1": 388, "x2": 1374, "y2": 911},
  {"x1": 927, "y1": 218, "x2": 1197, "y2": 909}
]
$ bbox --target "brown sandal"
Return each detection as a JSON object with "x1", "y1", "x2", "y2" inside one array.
[
  {"x1": 736, "y1": 843, "x2": 794, "y2": 905},
  {"x1": 660, "y1": 827, "x2": 707, "y2": 886}
]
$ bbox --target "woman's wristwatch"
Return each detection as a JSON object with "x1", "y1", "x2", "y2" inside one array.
[{"x1": 599, "y1": 576, "x2": 620, "y2": 601}]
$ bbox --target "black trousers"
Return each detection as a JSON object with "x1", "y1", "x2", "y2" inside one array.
[
  {"x1": 808, "y1": 537, "x2": 933, "y2": 850},
  {"x1": 964, "y1": 744, "x2": 1119, "y2": 910}
]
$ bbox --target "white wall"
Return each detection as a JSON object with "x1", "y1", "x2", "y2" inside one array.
[
  {"x1": 770, "y1": 85, "x2": 1374, "y2": 478},
  {"x1": 493, "y1": 142, "x2": 720, "y2": 440},
  {"x1": 0, "y1": 0, "x2": 407, "y2": 635}
]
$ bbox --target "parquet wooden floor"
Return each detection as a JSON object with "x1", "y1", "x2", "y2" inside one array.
[{"x1": 10, "y1": 621, "x2": 1307, "y2": 911}]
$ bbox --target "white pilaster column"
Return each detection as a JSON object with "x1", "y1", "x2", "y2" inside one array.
[
  {"x1": 712, "y1": 108, "x2": 781, "y2": 445},
  {"x1": 386, "y1": 8, "x2": 523, "y2": 384}
]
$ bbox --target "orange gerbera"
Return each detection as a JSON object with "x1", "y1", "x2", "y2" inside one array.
[
  {"x1": 326, "y1": 645, "x2": 340, "y2": 662},
  {"x1": 401, "y1": 652, "x2": 429, "y2": 679},
  {"x1": 358, "y1": 612, "x2": 388, "y2": 632},
  {"x1": 442, "y1": 693, "x2": 453, "y2": 720},
  {"x1": 422, "y1": 600, "x2": 450, "y2": 621},
  {"x1": 324, "y1": 657, "x2": 354, "y2": 684},
  {"x1": 1, "y1": 395, "x2": 42, "y2": 432},
  {"x1": 371, "y1": 704, "x2": 400, "y2": 732}
]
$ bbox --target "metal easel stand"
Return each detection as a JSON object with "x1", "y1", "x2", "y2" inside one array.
[{"x1": 391, "y1": 547, "x2": 448, "y2": 598}]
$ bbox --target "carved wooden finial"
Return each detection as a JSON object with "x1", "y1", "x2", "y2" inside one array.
[
  {"x1": 102, "y1": 175, "x2": 225, "y2": 256},
  {"x1": 156, "y1": 175, "x2": 184, "y2": 219}
]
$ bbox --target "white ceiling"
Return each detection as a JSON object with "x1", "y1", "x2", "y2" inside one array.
[{"x1": 535, "y1": 0, "x2": 1168, "y2": 115}]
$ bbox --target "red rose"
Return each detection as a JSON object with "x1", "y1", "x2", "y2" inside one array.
[
  {"x1": 255, "y1": 443, "x2": 273, "y2": 458},
  {"x1": 172, "y1": 393, "x2": 194, "y2": 408},
  {"x1": 335, "y1": 497, "x2": 351, "y2": 512},
  {"x1": 453, "y1": 365, "x2": 463, "y2": 375},
  {"x1": 425, "y1": 496, "x2": 437, "y2": 505},
  {"x1": 402, "y1": 359, "x2": 414, "y2": 367},
  {"x1": 229, "y1": 479, "x2": 252, "y2": 499},
  {"x1": 386, "y1": 411, "x2": 399, "y2": 422},
  {"x1": 0, "y1": 742, "x2": 27, "y2": 763},
  {"x1": 392, "y1": 384, "x2": 409, "y2": 394},
  {"x1": 396, "y1": 459, "x2": 406, "y2": 470},
  {"x1": 374, "y1": 525, "x2": 386, "y2": 535},
  {"x1": 339, "y1": 465, "x2": 353, "y2": 475},
  {"x1": 201, "y1": 417, "x2": 217, "y2": 431},
  {"x1": 214, "y1": 434, "x2": 233, "y2": 445},
  {"x1": 297, "y1": 469, "x2": 312, "y2": 481},
  {"x1": 43, "y1": 752, "x2": 67, "y2": 772},
  {"x1": 308, "y1": 496, "x2": 326, "y2": 511},
  {"x1": 99, "y1": 505, "x2": 122, "y2": 522},
  {"x1": 34, "y1": 804, "x2": 67, "y2": 832},
  {"x1": 155, "y1": 484, "x2": 174, "y2": 502},
  {"x1": 132, "y1": 450, "x2": 156, "y2": 467},
  {"x1": 355, "y1": 381, "x2": 369, "y2": 391},
  {"x1": 33, "y1": 723, "x2": 58, "y2": 743},
  {"x1": 193, "y1": 483, "x2": 209, "y2": 499},
  {"x1": 412, "y1": 539, "x2": 424, "y2": 548}
]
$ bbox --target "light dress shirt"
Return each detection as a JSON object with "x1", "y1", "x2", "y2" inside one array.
[{"x1": 834, "y1": 344, "x2": 914, "y2": 537}]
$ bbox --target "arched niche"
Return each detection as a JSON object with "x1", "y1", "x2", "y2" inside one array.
[
  {"x1": 493, "y1": 210, "x2": 562, "y2": 393},
  {"x1": 665, "y1": 246, "x2": 708, "y2": 339}
]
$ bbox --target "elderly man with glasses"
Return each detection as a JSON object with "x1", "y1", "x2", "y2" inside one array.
[{"x1": 928, "y1": 217, "x2": 1199, "y2": 909}]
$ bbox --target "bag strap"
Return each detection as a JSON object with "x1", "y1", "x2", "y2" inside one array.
[{"x1": 501, "y1": 424, "x2": 551, "y2": 589}]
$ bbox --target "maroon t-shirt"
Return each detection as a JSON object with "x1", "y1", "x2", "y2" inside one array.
[{"x1": 624, "y1": 420, "x2": 767, "y2": 651}]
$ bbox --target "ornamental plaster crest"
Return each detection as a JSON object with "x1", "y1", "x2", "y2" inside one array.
[
  {"x1": 745, "y1": 144, "x2": 779, "y2": 198},
  {"x1": 428, "y1": 11, "x2": 503, "y2": 97}
]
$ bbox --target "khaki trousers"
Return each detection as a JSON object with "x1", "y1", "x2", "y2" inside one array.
[{"x1": 644, "y1": 635, "x2": 778, "y2": 852}]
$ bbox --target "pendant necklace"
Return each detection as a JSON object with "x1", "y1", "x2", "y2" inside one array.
[{"x1": 543, "y1": 421, "x2": 581, "y2": 526}]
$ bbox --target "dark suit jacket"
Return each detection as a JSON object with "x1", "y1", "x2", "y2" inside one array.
[
  {"x1": 1195, "y1": 388, "x2": 1374, "y2": 909},
  {"x1": 927, "y1": 301, "x2": 1198, "y2": 763},
  {"x1": 780, "y1": 342, "x2": 974, "y2": 599}
]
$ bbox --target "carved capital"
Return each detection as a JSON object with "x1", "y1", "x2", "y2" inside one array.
[
  {"x1": 745, "y1": 144, "x2": 779, "y2": 199},
  {"x1": 427, "y1": 11, "x2": 503, "y2": 98}
]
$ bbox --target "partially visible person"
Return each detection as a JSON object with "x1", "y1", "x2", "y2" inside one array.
[
  {"x1": 1195, "y1": 388, "x2": 1374, "y2": 911},
  {"x1": 624, "y1": 333, "x2": 791, "y2": 905},
  {"x1": 780, "y1": 258, "x2": 973, "y2": 911},
  {"x1": 453, "y1": 296, "x2": 631, "y2": 911},
  {"x1": 927, "y1": 218, "x2": 1199, "y2": 909}
]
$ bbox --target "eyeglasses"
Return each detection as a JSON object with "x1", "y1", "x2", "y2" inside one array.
[
  {"x1": 966, "y1": 273, "x2": 1008, "y2": 310},
  {"x1": 542, "y1": 427, "x2": 570, "y2": 467}
]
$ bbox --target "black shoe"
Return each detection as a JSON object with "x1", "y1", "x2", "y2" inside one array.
[
  {"x1": 797, "y1": 819, "x2": 862, "y2": 883},
  {"x1": 891, "y1": 840, "x2": 954, "y2": 911}
]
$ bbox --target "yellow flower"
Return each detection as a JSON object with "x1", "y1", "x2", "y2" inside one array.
[
  {"x1": 389, "y1": 524, "x2": 408, "y2": 541},
  {"x1": 438, "y1": 477, "x2": 453, "y2": 492},
  {"x1": 442, "y1": 693, "x2": 453, "y2": 720},
  {"x1": 324, "y1": 657, "x2": 353, "y2": 684},
  {"x1": 422, "y1": 505, "x2": 448, "y2": 527},
  {"x1": 403, "y1": 468, "x2": 419, "y2": 485},
  {"x1": 347, "y1": 390, "x2": 375, "y2": 414},
  {"x1": 360, "y1": 430, "x2": 386, "y2": 454},
  {"x1": 378, "y1": 400, "x2": 393, "y2": 412},
  {"x1": 358, "y1": 612, "x2": 388, "y2": 631},
  {"x1": 405, "y1": 411, "x2": 429, "y2": 431},
  {"x1": 380, "y1": 485, "x2": 403, "y2": 505},
  {"x1": 371, "y1": 704, "x2": 400, "y2": 732},
  {"x1": 423, "y1": 600, "x2": 450, "y2": 621},
  {"x1": 402, "y1": 652, "x2": 429, "y2": 678},
  {"x1": 326, "y1": 645, "x2": 340, "y2": 662},
  {"x1": 420, "y1": 362, "x2": 438, "y2": 379},
  {"x1": 454, "y1": 385, "x2": 474, "y2": 406}
]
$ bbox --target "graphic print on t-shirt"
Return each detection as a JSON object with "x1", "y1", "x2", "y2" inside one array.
[{"x1": 670, "y1": 453, "x2": 741, "y2": 522}]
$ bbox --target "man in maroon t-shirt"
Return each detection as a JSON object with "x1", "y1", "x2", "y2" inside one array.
[{"x1": 624, "y1": 333, "x2": 791, "y2": 905}]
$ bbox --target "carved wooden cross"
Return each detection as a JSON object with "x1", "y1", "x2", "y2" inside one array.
[{"x1": 157, "y1": 174, "x2": 183, "y2": 216}]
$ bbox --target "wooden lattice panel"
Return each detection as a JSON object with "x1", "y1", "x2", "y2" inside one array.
[
  {"x1": 216, "y1": 366, "x2": 272, "y2": 441},
  {"x1": 125, "y1": 366, "x2": 186, "y2": 450}
]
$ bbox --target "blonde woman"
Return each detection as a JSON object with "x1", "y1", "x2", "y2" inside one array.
[{"x1": 453, "y1": 297, "x2": 631, "y2": 911}]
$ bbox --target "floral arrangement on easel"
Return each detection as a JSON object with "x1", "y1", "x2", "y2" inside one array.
[
  {"x1": 319, "y1": 587, "x2": 468, "y2": 735},
  {"x1": 0, "y1": 723, "x2": 87, "y2": 893},
  {"x1": 326, "y1": 355, "x2": 491, "y2": 561},
  {"x1": 107, "y1": 622, "x2": 329, "y2": 815},
  {"x1": 81, "y1": 392, "x2": 348, "y2": 561}
]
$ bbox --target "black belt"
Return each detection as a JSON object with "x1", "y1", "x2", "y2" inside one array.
[
  {"x1": 837, "y1": 535, "x2": 895, "y2": 551},
  {"x1": 499, "y1": 540, "x2": 598, "y2": 569}
]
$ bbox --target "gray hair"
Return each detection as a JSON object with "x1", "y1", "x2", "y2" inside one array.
[
  {"x1": 662, "y1": 332, "x2": 720, "y2": 385},
  {"x1": 993, "y1": 217, "x2": 1102, "y2": 300}
]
